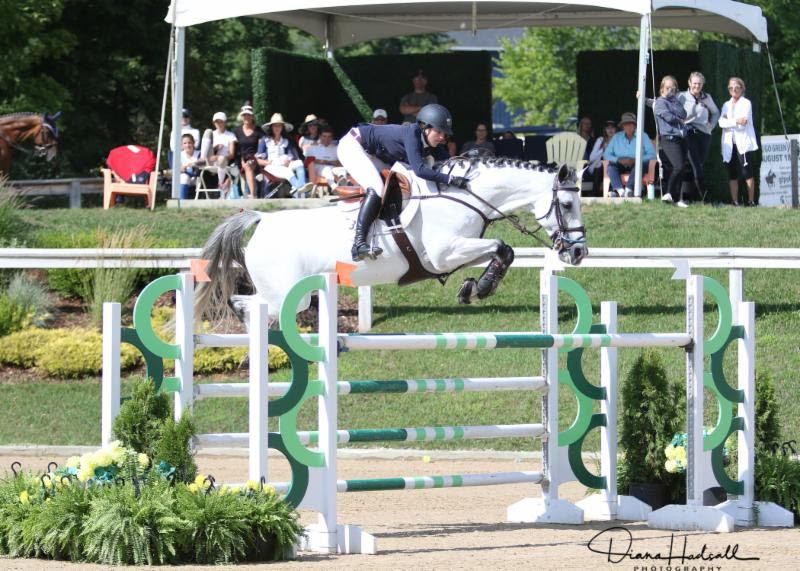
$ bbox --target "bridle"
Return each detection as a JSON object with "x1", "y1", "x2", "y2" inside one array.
[
  {"x1": 0, "y1": 119, "x2": 58, "y2": 157},
  {"x1": 426, "y1": 161, "x2": 586, "y2": 249}
]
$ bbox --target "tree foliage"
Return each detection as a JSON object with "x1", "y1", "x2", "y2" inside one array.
[
  {"x1": 494, "y1": 27, "x2": 701, "y2": 126},
  {"x1": 756, "y1": 0, "x2": 800, "y2": 133}
]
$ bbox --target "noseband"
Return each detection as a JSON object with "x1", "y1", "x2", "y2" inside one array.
[{"x1": 535, "y1": 181, "x2": 586, "y2": 249}]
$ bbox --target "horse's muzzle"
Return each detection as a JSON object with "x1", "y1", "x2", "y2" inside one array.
[{"x1": 558, "y1": 243, "x2": 587, "y2": 266}]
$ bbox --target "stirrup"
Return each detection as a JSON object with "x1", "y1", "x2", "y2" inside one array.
[{"x1": 352, "y1": 242, "x2": 382, "y2": 262}]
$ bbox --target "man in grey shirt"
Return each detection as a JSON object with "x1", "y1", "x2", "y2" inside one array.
[
  {"x1": 399, "y1": 69, "x2": 438, "y2": 124},
  {"x1": 679, "y1": 71, "x2": 719, "y2": 200}
]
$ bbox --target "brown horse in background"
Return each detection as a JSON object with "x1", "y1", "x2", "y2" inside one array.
[{"x1": 0, "y1": 112, "x2": 61, "y2": 175}]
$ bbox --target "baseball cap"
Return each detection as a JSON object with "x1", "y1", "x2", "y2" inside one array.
[
  {"x1": 372, "y1": 109, "x2": 388, "y2": 119},
  {"x1": 212, "y1": 111, "x2": 227, "y2": 122},
  {"x1": 181, "y1": 108, "x2": 191, "y2": 117}
]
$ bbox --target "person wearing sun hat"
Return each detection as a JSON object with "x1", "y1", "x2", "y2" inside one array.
[
  {"x1": 232, "y1": 103, "x2": 266, "y2": 198},
  {"x1": 298, "y1": 114, "x2": 322, "y2": 153},
  {"x1": 603, "y1": 111, "x2": 656, "y2": 198},
  {"x1": 255, "y1": 112, "x2": 313, "y2": 198}
]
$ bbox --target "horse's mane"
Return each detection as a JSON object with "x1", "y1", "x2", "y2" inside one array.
[
  {"x1": 437, "y1": 154, "x2": 558, "y2": 173},
  {"x1": 0, "y1": 112, "x2": 41, "y2": 123}
]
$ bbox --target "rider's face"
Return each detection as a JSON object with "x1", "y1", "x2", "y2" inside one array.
[{"x1": 425, "y1": 127, "x2": 446, "y2": 147}]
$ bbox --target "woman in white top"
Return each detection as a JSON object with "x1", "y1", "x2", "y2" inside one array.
[
  {"x1": 587, "y1": 120, "x2": 617, "y2": 195},
  {"x1": 200, "y1": 111, "x2": 237, "y2": 195},
  {"x1": 718, "y1": 77, "x2": 758, "y2": 206}
]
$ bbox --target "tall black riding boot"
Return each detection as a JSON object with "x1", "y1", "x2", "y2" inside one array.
[{"x1": 351, "y1": 188, "x2": 384, "y2": 261}]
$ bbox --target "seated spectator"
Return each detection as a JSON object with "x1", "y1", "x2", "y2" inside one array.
[
  {"x1": 256, "y1": 112, "x2": 313, "y2": 197},
  {"x1": 586, "y1": 120, "x2": 617, "y2": 195},
  {"x1": 461, "y1": 123, "x2": 495, "y2": 156},
  {"x1": 298, "y1": 114, "x2": 321, "y2": 154},
  {"x1": 233, "y1": 103, "x2": 265, "y2": 199},
  {"x1": 372, "y1": 109, "x2": 388, "y2": 125},
  {"x1": 502, "y1": 130, "x2": 516, "y2": 140},
  {"x1": 306, "y1": 125, "x2": 348, "y2": 190},
  {"x1": 200, "y1": 111, "x2": 237, "y2": 195},
  {"x1": 168, "y1": 108, "x2": 201, "y2": 168},
  {"x1": 603, "y1": 112, "x2": 656, "y2": 197},
  {"x1": 178, "y1": 133, "x2": 203, "y2": 199}
]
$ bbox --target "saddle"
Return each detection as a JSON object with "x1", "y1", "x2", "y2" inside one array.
[{"x1": 335, "y1": 168, "x2": 444, "y2": 286}]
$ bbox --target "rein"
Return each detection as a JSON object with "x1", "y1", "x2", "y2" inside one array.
[{"x1": 0, "y1": 120, "x2": 57, "y2": 156}]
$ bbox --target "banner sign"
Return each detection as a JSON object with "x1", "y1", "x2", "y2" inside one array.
[{"x1": 759, "y1": 135, "x2": 800, "y2": 207}]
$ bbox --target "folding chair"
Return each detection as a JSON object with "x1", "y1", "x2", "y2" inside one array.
[{"x1": 102, "y1": 169, "x2": 157, "y2": 210}]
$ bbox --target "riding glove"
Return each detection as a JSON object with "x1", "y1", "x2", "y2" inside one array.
[{"x1": 449, "y1": 175, "x2": 470, "y2": 189}]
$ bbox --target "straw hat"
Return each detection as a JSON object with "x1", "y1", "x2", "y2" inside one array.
[
  {"x1": 262, "y1": 112, "x2": 293, "y2": 133},
  {"x1": 618, "y1": 112, "x2": 637, "y2": 127}
]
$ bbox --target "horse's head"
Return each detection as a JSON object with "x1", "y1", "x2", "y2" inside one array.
[
  {"x1": 36, "y1": 112, "x2": 61, "y2": 161},
  {"x1": 531, "y1": 164, "x2": 587, "y2": 265}
]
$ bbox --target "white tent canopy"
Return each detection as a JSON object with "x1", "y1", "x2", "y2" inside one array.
[{"x1": 163, "y1": 0, "x2": 769, "y2": 198}]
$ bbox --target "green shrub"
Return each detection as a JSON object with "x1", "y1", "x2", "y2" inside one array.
[
  {"x1": 0, "y1": 292, "x2": 33, "y2": 337},
  {"x1": 755, "y1": 370, "x2": 782, "y2": 450},
  {"x1": 152, "y1": 415, "x2": 198, "y2": 483},
  {"x1": 37, "y1": 231, "x2": 97, "y2": 300},
  {"x1": 244, "y1": 490, "x2": 304, "y2": 561},
  {"x1": 618, "y1": 350, "x2": 686, "y2": 504},
  {"x1": 0, "y1": 327, "x2": 141, "y2": 377},
  {"x1": 0, "y1": 182, "x2": 28, "y2": 246},
  {"x1": 5, "y1": 273, "x2": 54, "y2": 327},
  {"x1": 755, "y1": 451, "x2": 800, "y2": 524}
]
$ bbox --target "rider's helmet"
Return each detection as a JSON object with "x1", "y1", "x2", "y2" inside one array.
[{"x1": 417, "y1": 104, "x2": 453, "y2": 135}]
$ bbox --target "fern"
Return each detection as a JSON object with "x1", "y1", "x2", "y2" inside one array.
[
  {"x1": 82, "y1": 482, "x2": 186, "y2": 565},
  {"x1": 34, "y1": 484, "x2": 96, "y2": 560},
  {"x1": 177, "y1": 487, "x2": 253, "y2": 564},
  {"x1": 245, "y1": 491, "x2": 305, "y2": 561}
]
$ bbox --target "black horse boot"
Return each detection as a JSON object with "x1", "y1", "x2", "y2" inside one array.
[{"x1": 351, "y1": 188, "x2": 384, "y2": 261}]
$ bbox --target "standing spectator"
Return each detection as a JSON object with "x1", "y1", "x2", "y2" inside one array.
[
  {"x1": 256, "y1": 112, "x2": 313, "y2": 197},
  {"x1": 170, "y1": 108, "x2": 200, "y2": 151},
  {"x1": 680, "y1": 71, "x2": 719, "y2": 201},
  {"x1": 232, "y1": 103, "x2": 265, "y2": 199},
  {"x1": 587, "y1": 119, "x2": 617, "y2": 195},
  {"x1": 298, "y1": 114, "x2": 321, "y2": 154},
  {"x1": 654, "y1": 75, "x2": 688, "y2": 206},
  {"x1": 200, "y1": 111, "x2": 237, "y2": 195},
  {"x1": 461, "y1": 123, "x2": 495, "y2": 155},
  {"x1": 604, "y1": 112, "x2": 657, "y2": 198},
  {"x1": 719, "y1": 77, "x2": 758, "y2": 206},
  {"x1": 399, "y1": 69, "x2": 438, "y2": 124},
  {"x1": 178, "y1": 133, "x2": 202, "y2": 199},
  {"x1": 306, "y1": 125, "x2": 347, "y2": 190},
  {"x1": 371, "y1": 109, "x2": 388, "y2": 125}
]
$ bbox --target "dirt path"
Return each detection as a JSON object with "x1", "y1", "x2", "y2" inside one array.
[{"x1": 2, "y1": 452, "x2": 797, "y2": 570}]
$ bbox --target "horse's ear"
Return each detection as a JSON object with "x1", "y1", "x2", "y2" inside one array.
[
  {"x1": 557, "y1": 163, "x2": 570, "y2": 184},
  {"x1": 48, "y1": 111, "x2": 62, "y2": 122}
]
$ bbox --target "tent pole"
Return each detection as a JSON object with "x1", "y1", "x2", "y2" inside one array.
[
  {"x1": 633, "y1": 13, "x2": 650, "y2": 198},
  {"x1": 171, "y1": 26, "x2": 186, "y2": 200}
]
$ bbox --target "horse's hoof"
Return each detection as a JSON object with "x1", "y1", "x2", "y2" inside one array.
[{"x1": 458, "y1": 278, "x2": 477, "y2": 304}]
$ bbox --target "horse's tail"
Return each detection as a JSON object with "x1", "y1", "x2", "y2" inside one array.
[{"x1": 194, "y1": 209, "x2": 262, "y2": 327}]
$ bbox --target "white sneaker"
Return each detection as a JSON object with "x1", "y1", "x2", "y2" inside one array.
[
  {"x1": 676, "y1": 200, "x2": 689, "y2": 208},
  {"x1": 624, "y1": 189, "x2": 634, "y2": 198},
  {"x1": 661, "y1": 193, "x2": 673, "y2": 203},
  {"x1": 608, "y1": 189, "x2": 621, "y2": 198}
]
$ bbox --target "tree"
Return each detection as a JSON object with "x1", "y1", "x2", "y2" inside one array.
[{"x1": 494, "y1": 27, "x2": 699, "y2": 126}]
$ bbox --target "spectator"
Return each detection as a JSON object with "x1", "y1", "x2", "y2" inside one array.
[
  {"x1": 461, "y1": 123, "x2": 495, "y2": 155},
  {"x1": 680, "y1": 71, "x2": 719, "y2": 201},
  {"x1": 232, "y1": 103, "x2": 265, "y2": 199},
  {"x1": 587, "y1": 119, "x2": 617, "y2": 195},
  {"x1": 603, "y1": 112, "x2": 656, "y2": 198},
  {"x1": 577, "y1": 116, "x2": 593, "y2": 141},
  {"x1": 298, "y1": 114, "x2": 321, "y2": 154},
  {"x1": 654, "y1": 75, "x2": 688, "y2": 206},
  {"x1": 170, "y1": 108, "x2": 200, "y2": 150},
  {"x1": 502, "y1": 130, "x2": 516, "y2": 140},
  {"x1": 178, "y1": 133, "x2": 202, "y2": 199},
  {"x1": 719, "y1": 77, "x2": 758, "y2": 206},
  {"x1": 372, "y1": 109, "x2": 388, "y2": 125},
  {"x1": 200, "y1": 111, "x2": 237, "y2": 195},
  {"x1": 399, "y1": 69, "x2": 438, "y2": 124},
  {"x1": 306, "y1": 125, "x2": 348, "y2": 190},
  {"x1": 256, "y1": 112, "x2": 313, "y2": 198}
]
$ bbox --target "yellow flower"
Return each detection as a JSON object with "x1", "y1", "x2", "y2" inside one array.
[
  {"x1": 219, "y1": 485, "x2": 230, "y2": 495},
  {"x1": 77, "y1": 466, "x2": 94, "y2": 483},
  {"x1": 94, "y1": 450, "x2": 113, "y2": 467},
  {"x1": 19, "y1": 491, "x2": 29, "y2": 504},
  {"x1": 111, "y1": 447, "x2": 126, "y2": 465},
  {"x1": 245, "y1": 479, "x2": 259, "y2": 492},
  {"x1": 43, "y1": 475, "x2": 54, "y2": 489},
  {"x1": 108, "y1": 440, "x2": 122, "y2": 450},
  {"x1": 188, "y1": 483, "x2": 199, "y2": 493},
  {"x1": 65, "y1": 456, "x2": 81, "y2": 469},
  {"x1": 194, "y1": 474, "x2": 211, "y2": 489},
  {"x1": 674, "y1": 446, "x2": 687, "y2": 461},
  {"x1": 664, "y1": 445, "x2": 675, "y2": 458},
  {"x1": 229, "y1": 485, "x2": 241, "y2": 494},
  {"x1": 665, "y1": 459, "x2": 678, "y2": 473},
  {"x1": 263, "y1": 485, "x2": 276, "y2": 496},
  {"x1": 137, "y1": 453, "x2": 149, "y2": 469},
  {"x1": 80, "y1": 452, "x2": 96, "y2": 470}
]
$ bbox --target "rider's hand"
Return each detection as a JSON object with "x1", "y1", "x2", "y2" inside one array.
[{"x1": 449, "y1": 175, "x2": 469, "y2": 189}]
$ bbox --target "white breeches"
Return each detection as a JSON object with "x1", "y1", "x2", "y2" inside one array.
[
  {"x1": 263, "y1": 159, "x2": 303, "y2": 181},
  {"x1": 337, "y1": 131, "x2": 389, "y2": 197},
  {"x1": 313, "y1": 164, "x2": 347, "y2": 186}
]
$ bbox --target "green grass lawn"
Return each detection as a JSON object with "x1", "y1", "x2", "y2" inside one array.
[{"x1": 1, "y1": 201, "x2": 799, "y2": 448}]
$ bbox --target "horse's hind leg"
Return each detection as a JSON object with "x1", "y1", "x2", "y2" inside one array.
[{"x1": 457, "y1": 243, "x2": 515, "y2": 304}]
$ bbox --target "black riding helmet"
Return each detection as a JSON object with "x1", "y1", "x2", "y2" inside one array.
[{"x1": 417, "y1": 103, "x2": 453, "y2": 135}]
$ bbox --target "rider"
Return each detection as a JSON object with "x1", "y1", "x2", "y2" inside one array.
[{"x1": 338, "y1": 103, "x2": 470, "y2": 261}]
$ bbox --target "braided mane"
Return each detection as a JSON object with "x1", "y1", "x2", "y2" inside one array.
[
  {"x1": 0, "y1": 112, "x2": 41, "y2": 122},
  {"x1": 437, "y1": 154, "x2": 558, "y2": 173}
]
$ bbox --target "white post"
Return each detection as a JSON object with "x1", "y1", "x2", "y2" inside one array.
[
  {"x1": 729, "y1": 269, "x2": 743, "y2": 323},
  {"x1": 633, "y1": 13, "x2": 650, "y2": 198},
  {"x1": 248, "y1": 301, "x2": 269, "y2": 482},
  {"x1": 686, "y1": 275, "x2": 706, "y2": 506},
  {"x1": 357, "y1": 285, "x2": 372, "y2": 332},
  {"x1": 318, "y1": 273, "x2": 339, "y2": 552},
  {"x1": 101, "y1": 302, "x2": 121, "y2": 446},
  {"x1": 599, "y1": 301, "x2": 617, "y2": 515},
  {"x1": 171, "y1": 26, "x2": 185, "y2": 200},
  {"x1": 739, "y1": 301, "x2": 755, "y2": 512},
  {"x1": 174, "y1": 272, "x2": 194, "y2": 421}
]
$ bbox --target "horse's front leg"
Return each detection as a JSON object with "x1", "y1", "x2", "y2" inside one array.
[{"x1": 456, "y1": 242, "x2": 515, "y2": 305}]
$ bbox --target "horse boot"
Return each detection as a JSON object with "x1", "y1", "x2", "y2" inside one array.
[
  {"x1": 351, "y1": 187, "x2": 384, "y2": 262},
  {"x1": 475, "y1": 244, "x2": 515, "y2": 299}
]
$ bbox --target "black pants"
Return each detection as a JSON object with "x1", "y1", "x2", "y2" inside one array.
[
  {"x1": 727, "y1": 143, "x2": 754, "y2": 180},
  {"x1": 683, "y1": 129, "x2": 711, "y2": 198},
  {"x1": 660, "y1": 136, "x2": 686, "y2": 200}
]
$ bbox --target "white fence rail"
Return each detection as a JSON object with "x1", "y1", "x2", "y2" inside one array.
[{"x1": 3, "y1": 247, "x2": 800, "y2": 330}]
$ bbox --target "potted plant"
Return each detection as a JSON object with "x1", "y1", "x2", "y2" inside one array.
[{"x1": 618, "y1": 350, "x2": 686, "y2": 509}]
